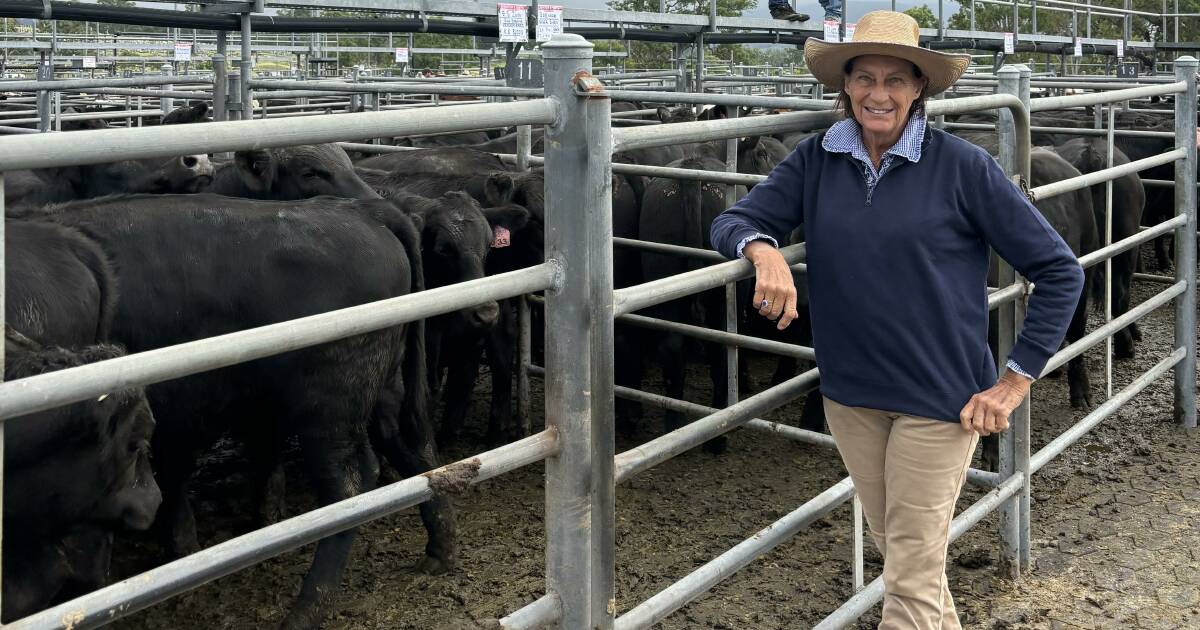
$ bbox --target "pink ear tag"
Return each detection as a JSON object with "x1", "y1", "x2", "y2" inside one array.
[{"x1": 491, "y1": 225, "x2": 512, "y2": 249}]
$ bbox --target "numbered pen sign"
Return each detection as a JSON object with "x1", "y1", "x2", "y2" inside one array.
[
  {"x1": 1074, "y1": 38, "x2": 1083, "y2": 58},
  {"x1": 823, "y1": 19, "x2": 840, "y2": 43},
  {"x1": 536, "y1": 4, "x2": 564, "y2": 42},
  {"x1": 498, "y1": 3, "x2": 529, "y2": 43},
  {"x1": 173, "y1": 43, "x2": 192, "y2": 62},
  {"x1": 845, "y1": 22, "x2": 856, "y2": 41},
  {"x1": 81, "y1": 56, "x2": 97, "y2": 69},
  {"x1": 1116, "y1": 39, "x2": 1125, "y2": 59},
  {"x1": 394, "y1": 47, "x2": 410, "y2": 63},
  {"x1": 1003, "y1": 32, "x2": 1015, "y2": 55}
]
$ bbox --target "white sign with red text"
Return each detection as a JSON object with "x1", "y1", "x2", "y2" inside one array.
[
  {"x1": 498, "y1": 3, "x2": 529, "y2": 43},
  {"x1": 1003, "y1": 32, "x2": 1014, "y2": 54},
  {"x1": 536, "y1": 5, "x2": 563, "y2": 42}
]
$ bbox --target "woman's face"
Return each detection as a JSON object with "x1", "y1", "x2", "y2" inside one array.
[{"x1": 844, "y1": 55, "x2": 928, "y2": 140}]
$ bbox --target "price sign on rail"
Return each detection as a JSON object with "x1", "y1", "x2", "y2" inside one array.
[
  {"x1": 174, "y1": 43, "x2": 192, "y2": 62},
  {"x1": 845, "y1": 22, "x2": 856, "y2": 41},
  {"x1": 81, "y1": 56, "x2": 97, "y2": 69},
  {"x1": 1115, "y1": 39, "x2": 1124, "y2": 58},
  {"x1": 1074, "y1": 38, "x2": 1083, "y2": 57},
  {"x1": 823, "y1": 19, "x2": 840, "y2": 43},
  {"x1": 1003, "y1": 32, "x2": 1014, "y2": 55},
  {"x1": 394, "y1": 47, "x2": 410, "y2": 63},
  {"x1": 498, "y1": 3, "x2": 529, "y2": 43},
  {"x1": 536, "y1": 5, "x2": 563, "y2": 42}
]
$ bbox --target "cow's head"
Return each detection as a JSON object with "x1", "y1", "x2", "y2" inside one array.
[
  {"x1": 233, "y1": 144, "x2": 381, "y2": 200},
  {"x1": 4, "y1": 336, "x2": 161, "y2": 535}
]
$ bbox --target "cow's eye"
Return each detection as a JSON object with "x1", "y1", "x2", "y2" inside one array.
[{"x1": 303, "y1": 170, "x2": 320, "y2": 179}]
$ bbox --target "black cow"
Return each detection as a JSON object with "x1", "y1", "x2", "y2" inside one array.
[
  {"x1": 205, "y1": 144, "x2": 381, "y2": 201},
  {"x1": 30, "y1": 194, "x2": 446, "y2": 629},
  {"x1": 160, "y1": 101, "x2": 212, "y2": 125},
  {"x1": 6, "y1": 219, "x2": 116, "y2": 346},
  {"x1": 355, "y1": 147, "x2": 513, "y2": 176},
  {"x1": 635, "y1": 156, "x2": 746, "y2": 452},
  {"x1": 3, "y1": 331, "x2": 160, "y2": 622},
  {"x1": 4, "y1": 154, "x2": 214, "y2": 209},
  {"x1": 1053, "y1": 137, "x2": 1146, "y2": 358}
]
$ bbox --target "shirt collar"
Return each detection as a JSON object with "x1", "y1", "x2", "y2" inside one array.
[{"x1": 821, "y1": 108, "x2": 927, "y2": 165}]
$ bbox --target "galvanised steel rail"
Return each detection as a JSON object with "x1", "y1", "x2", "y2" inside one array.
[{"x1": 0, "y1": 36, "x2": 571, "y2": 630}]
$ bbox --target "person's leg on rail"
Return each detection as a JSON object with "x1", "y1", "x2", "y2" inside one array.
[
  {"x1": 768, "y1": 0, "x2": 810, "y2": 22},
  {"x1": 817, "y1": 0, "x2": 842, "y2": 21}
]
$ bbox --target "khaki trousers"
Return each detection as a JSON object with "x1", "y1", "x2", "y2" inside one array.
[{"x1": 823, "y1": 397, "x2": 979, "y2": 630}]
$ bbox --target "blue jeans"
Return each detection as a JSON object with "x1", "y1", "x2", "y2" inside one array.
[{"x1": 819, "y1": 0, "x2": 842, "y2": 20}]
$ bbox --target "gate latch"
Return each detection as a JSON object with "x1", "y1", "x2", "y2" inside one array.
[{"x1": 572, "y1": 71, "x2": 607, "y2": 98}]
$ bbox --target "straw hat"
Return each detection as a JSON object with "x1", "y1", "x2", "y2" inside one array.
[{"x1": 804, "y1": 11, "x2": 970, "y2": 96}]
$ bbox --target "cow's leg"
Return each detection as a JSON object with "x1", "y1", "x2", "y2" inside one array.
[
  {"x1": 372, "y1": 407, "x2": 458, "y2": 577},
  {"x1": 283, "y1": 430, "x2": 378, "y2": 630},
  {"x1": 1113, "y1": 260, "x2": 1136, "y2": 359},
  {"x1": 1067, "y1": 277, "x2": 1093, "y2": 410},
  {"x1": 659, "y1": 331, "x2": 688, "y2": 432},
  {"x1": 437, "y1": 337, "x2": 483, "y2": 446},
  {"x1": 245, "y1": 430, "x2": 288, "y2": 527},
  {"x1": 484, "y1": 306, "x2": 517, "y2": 444},
  {"x1": 614, "y1": 325, "x2": 645, "y2": 438},
  {"x1": 799, "y1": 390, "x2": 826, "y2": 433},
  {"x1": 1154, "y1": 234, "x2": 1173, "y2": 271},
  {"x1": 151, "y1": 431, "x2": 202, "y2": 558}
]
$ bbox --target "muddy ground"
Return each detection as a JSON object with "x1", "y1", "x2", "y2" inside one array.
[{"x1": 110, "y1": 251, "x2": 1199, "y2": 630}]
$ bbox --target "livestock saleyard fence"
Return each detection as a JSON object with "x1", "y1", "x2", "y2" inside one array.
[{"x1": 0, "y1": 29, "x2": 1197, "y2": 630}]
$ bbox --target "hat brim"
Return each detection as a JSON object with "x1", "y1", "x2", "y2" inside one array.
[{"x1": 803, "y1": 39, "x2": 970, "y2": 96}]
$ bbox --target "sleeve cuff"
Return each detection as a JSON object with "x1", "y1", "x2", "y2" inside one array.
[
  {"x1": 1005, "y1": 358, "x2": 1036, "y2": 381},
  {"x1": 736, "y1": 233, "x2": 779, "y2": 258}
]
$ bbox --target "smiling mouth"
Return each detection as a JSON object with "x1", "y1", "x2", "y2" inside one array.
[{"x1": 865, "y1": 106, "x2": 894, "y2": 115}]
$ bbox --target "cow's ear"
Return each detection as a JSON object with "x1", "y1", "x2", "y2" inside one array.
[
  {"x1": 656, "y1": 106, "x2": 671, "y2": 123},
  {"x1": 235, "y1": 149, "x2": 276, "y2": 192},
  {"x1": 191, "y1": 102, "x2": 210, "y2": 118},
  {"x1": 484, "y1": 173, "x2": 517, "y2": 205},
  {"x1": 483, "y1": 205, "x2": 530, "y2": 232}
]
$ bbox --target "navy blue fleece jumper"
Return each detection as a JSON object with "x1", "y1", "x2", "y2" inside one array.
[{"x1": 710, "y1": 127, "x2": 1085, "y2": 423}]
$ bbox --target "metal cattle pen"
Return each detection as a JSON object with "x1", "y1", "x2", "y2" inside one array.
[{"x1": 0, "y1": 33, "x2": 1194, "y2": 630}]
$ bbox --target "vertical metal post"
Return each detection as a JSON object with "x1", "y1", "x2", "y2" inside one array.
[
  {"x1": 160, "y1": 63, "x2": 174, "y2": 119},
  {"x1": 695, "y1": 35, "x2": 706, "y2": 102},
  {"x1": 213, "y1": 33, "x2": 228, "y2": 123},
  {"x1": 36, "y1": 58, "x2": 51, "y2": 133},
  {"x1": 1014, "y1": 65, "x2": 1033, "y2": 572},
  {"x1": 1174, "y1": 0, "x2": 1179, "y2": 42},
  {"x1": 240, "y1": 11, "x2": 253, "y2": 121},
  {"x1": 1032, "y1": 0, "x2": 1038, "y2": 34},
  {"x1": 541, "y1": 33, "x2": 615, "y2": 630},
  {"x1": 938, "y1": 0, "x2": 945, "y2": 39},
  {"x1": 723, "y1": 107, "x2": 740, "y2": 416},
  {"x1": 994, "y1": 65, "x2": 1022, "y2": 580},
  {"x1": 227, "y1": 66, "x2": 242, "y2": 126},
  {"x1": 1086, "y1": 0, "x2": 1092, "y2": 39},
  {"x1": 852, "y1": 494, "x2": 863, "y2": 592},
  {"x1": 518, "y1": 295, "x2": 532, "y2": 437},
  {"x1": 0, "y1": 170, "x2": 6, "y2": 617},
  {"x1": 1172, "y1": 56, "x2": 1197, "y2": 429},
  {"x1": 517, "y1": 124, "x2": 532, "y2": 173},
  {"x1": 1105, "y1": 105, "x2": 1115, "y2": 401}
]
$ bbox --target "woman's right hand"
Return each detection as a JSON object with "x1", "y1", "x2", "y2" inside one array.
[{"x1": 744, "y1": 240, "x2": 798, "y2": 331}]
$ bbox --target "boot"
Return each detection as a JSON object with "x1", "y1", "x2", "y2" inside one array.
[{"x1": 769, "y1": 4, "x2": 810, "y2": 21}]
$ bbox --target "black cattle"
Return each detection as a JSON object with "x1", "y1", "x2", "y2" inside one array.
[
  {"x1": 466, "y1": 128, "x2": 547, "y2": 155},
  {"x1": 358, "y1": 166, "x2": 548, "y2": 443},
  {"x1": 394, "y1": 130, "x2": 497, "y2": 148},
  {"x1": 160, "y1": 101, "x2": 212, "y2": 125},
  {"x1": 1053, "y1": 137, "x2": 1146, "y2": 358},
  {"x1": 204, "y1": 144, "x2": 380, "y2": 200},
  {"x1": 6, "y1": 219, "x2": 115, "y2": 346},
  {"x1": 3, "y1": 331, "x2": 160, "y2": 622},
  {"x1": 355, "y1": 146, "x2": 513, "y2": 176},
  {"x1": 5, "y1": 154, "x2": 213, "y2": 209},
  {"x1": 30, "y1": 194, "x2": 445, "y2": 629},
  {"x1": 634, "y1": 156, "x2": 746, "y2": 452}
]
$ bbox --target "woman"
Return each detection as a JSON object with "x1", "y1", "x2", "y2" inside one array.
[{"x1": 709, "y1": 11, "x2": 1084, "y2": 629}]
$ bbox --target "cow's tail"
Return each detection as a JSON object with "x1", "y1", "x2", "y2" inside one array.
[
  {"x1": 392, "y1": 211, "x2": 431, "y2": 442},
  {"x1": 368, "y1": 202, "x2": 431, "y2": 446},
  {"x1": 68, "y1": 225, "x2": 120, "y2": 342},
  {"x1": 680, "y1": 170, "x2": 705, "y2": 270}
]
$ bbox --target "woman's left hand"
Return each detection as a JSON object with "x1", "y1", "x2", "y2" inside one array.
[{"x1": 958, "y1": 372, "x2": 1032, "y2": 436}]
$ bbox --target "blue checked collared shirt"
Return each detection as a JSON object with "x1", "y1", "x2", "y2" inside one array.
[{"x1": 735, "y1": 110, "x2": 1035, "y2": 381}]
